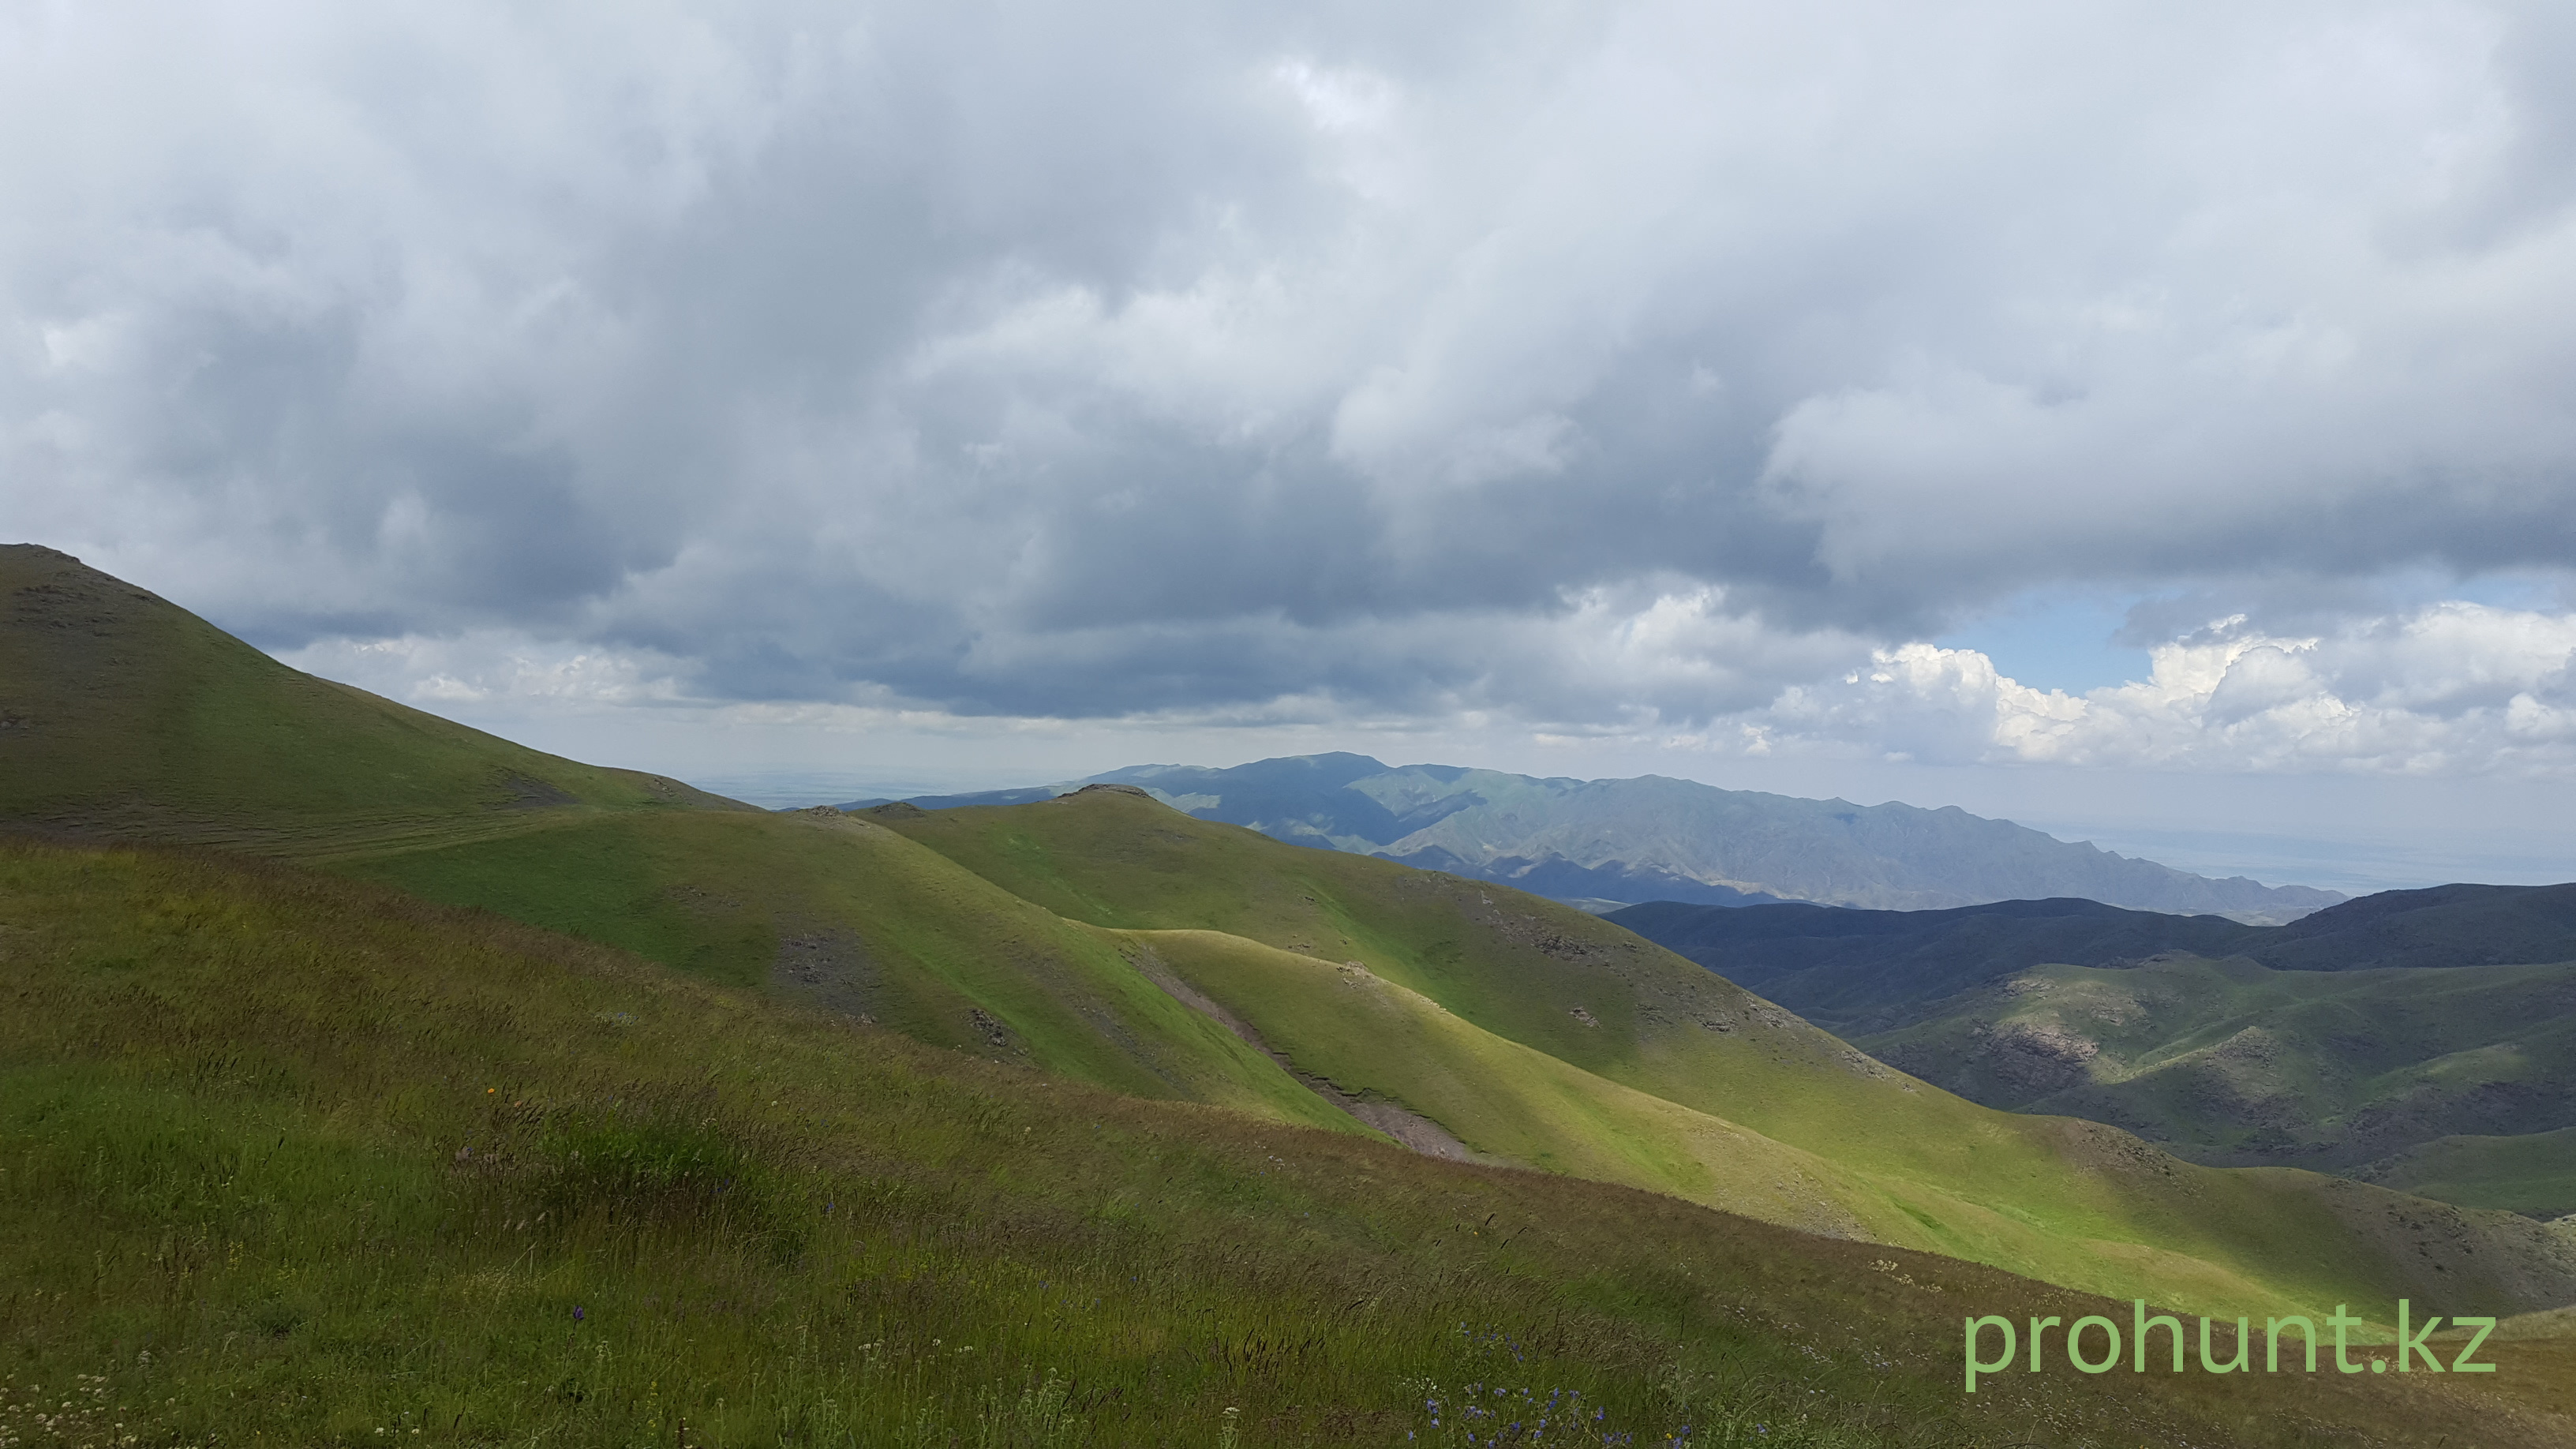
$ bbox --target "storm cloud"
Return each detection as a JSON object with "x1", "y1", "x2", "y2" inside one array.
[{"x1": 9, "y1": 0, "x2": 2576, "y2": 774}]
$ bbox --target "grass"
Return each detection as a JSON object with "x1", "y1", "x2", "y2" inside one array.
[
  {"x1": 1857, "y1": 953, "x2": 2576, "y2": 1216},
  {"x1": 295, "y1": 779, "x2": 2576, "y2": 1325},
  {"x1": 1126, "y1": 928, "x2": 1885, "y2": 1235},
  {"x1": 340, "y1": 808, "x2": 1367, "y2": 1135},
  {"x1": 9, "y1": 542, "x2": 2576, "y2": 1436},
  {"x1": 4, "y1": 840, "x2": 2570, "y2": 1447},
  {"x1": 2360, "y1": 1126, "x2": 2576, "y2": 1219},
  {"x1": 875, "y1": 796, "x2": 2576, "y2": 1324},
  {"x1": 0, "y1": 544, "x2": 741, "y2": 857}
]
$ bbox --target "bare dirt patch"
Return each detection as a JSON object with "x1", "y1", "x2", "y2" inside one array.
[{"x1": 768, "y1": 926, "x2": 886, "y2": 1026}]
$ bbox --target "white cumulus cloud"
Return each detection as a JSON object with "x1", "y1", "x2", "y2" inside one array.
[{"x1": 1748, "y1": 603, "x2": 2576, "y2": 776}]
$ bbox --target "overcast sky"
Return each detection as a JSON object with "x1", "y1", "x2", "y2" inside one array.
[{"x1": 9, "y1": 2, "x2": 2576, "y2": 887}]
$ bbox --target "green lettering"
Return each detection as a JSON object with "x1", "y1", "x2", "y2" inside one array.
[
  {"x1": 2027, "y1": 1315, "x2": 2061, "y2": 1372},
  {"x1": 2068, "y1": 1315, "x2": 2121, "y2": 1374},
  {"x1": 2132, "y1": 1300, "x2": 2183, "y2": 1372},
  {"x1": 2200, "y1": 1316, "x2": 2248, "y2": 1374},
  {"x1": 2328, "y1": 1304, "x2": 2364, "y2": 1374},
  {"x1": 2449, "y1": 1316, "x2": 2496, "y2": 1374},
  {"x1": 2397, "y1": 1301, "x2": 2442, "y2": 1373},
  {"x1": 1964, "y1": 1315, "x2": 2016, "y2": 1392},
  {"x1": 2266, "y1": 1316, "x2": 2316, "y2": 1373}
]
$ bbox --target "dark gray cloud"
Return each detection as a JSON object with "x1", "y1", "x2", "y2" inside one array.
[{"x1": 9, "y1": 0, "x2": 2576, "y2": 744}]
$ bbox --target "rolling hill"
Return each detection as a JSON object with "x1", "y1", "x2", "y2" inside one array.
[
  {"x1": 6, "y1": 543, "x2": 2574, "y2": 1372},
  {"x1": 869, "y1": 790, "x2": 2576, "y2": 1321},
  {"x1": 335, "y1": 781, "x2": 2576, "y2": 1323},
  {"x1": 0, "y1": 545, "x2": 747, "y2": 856},
  {"x1": 1616, "y1": 895, "x2": 2576, "y2": 1218},
  {"x1": 15, "y1": 839, "x2": 2573, "y2": 1446},
  {"x1": 1852, "y1": 954, "x2": 2576, "y2": 1210},
  {"x1": 1607, "y1": 896, "x2": 2261, "y2": 1034},
  {"x1": 1609, "y1": 887, "x2": 2576, "y2": 1037},
  {"x1": 844, "y1": 753, "x2": 2342, "y2": 921}
]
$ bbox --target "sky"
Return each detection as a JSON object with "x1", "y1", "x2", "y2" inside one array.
[{"x1": 9, "y1": 1, "x2": 2576, "y2": 891}]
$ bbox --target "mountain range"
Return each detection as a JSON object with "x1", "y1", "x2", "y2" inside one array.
[{"x1": 845, "y1": 753, "x2": 2343, "y2": 923}]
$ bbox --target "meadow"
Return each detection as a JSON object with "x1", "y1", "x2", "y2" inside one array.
[{"x1": 7, "y1": 841, "x2": 2572, "y2": 1447}]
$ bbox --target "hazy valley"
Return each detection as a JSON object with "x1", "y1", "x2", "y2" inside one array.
[{"x1": 1616, "y1": 893, "x2": 2576, "y2": 1220}]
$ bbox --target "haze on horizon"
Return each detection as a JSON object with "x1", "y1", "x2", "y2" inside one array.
[{"x1": 9, "y1": 2, "x2": 2576, "y2": 893}]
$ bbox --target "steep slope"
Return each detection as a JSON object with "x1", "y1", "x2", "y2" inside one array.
[
  {"x1": 877, "y1": 790, "x2": 2576, "y2": 1322},
  {"x1": 845, "y1": 753, "x2": 2339, "y2": 919},
  {"x1": 15, "y1": 839, "x2": 2564, "y2": 1447},
  {"x1": 0, "y1": 546, "x2": 1351, "y2": 1132},
  {"x1": 0, "y1": 544, "x2": 745, "y2": 856},
  {"x1": 343, "y1": 807, "x2": 1361, "y2": 1133}
]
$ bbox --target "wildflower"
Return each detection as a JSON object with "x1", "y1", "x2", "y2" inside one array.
[{"x1": 572, "y1": 1307, "x2": 584, "y2": 1321}]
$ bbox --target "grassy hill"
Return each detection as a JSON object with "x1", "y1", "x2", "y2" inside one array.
[
  {"x1": 7, "y1": 839, "x2": 2573, "y2": 1447},
  {"x1": 1, "y1": 545, "x2": 1359, "y2": 1132},
  {"x1": 339, "y1": 777, "x2": 2576, "y2": 1324},
  {"x1": 339, "y1": 807, "x2": 1361, "y2": 1133},
  {"x1": 875, "y1": 793, "x2": 2576, "y2": 1322},
  {"x1": 2364, "y1": 1126, "x2": 2576, "y2": 1221},
  {"x1": 1604, "y1": 897, "x2": 2262, "y2": 1034},
  {"x1": 0, "y1": 544, "x2": 746, "y2": 858},
  {"x1": 1853, "y1": 953, "x2": 2576, "y2": 1216},
  {"x1": 1608, "y1": 888, "x2": 2576, "y2": 1039},
  {"x1": 1616, "y1": 894, "x2": 2576, "y2": 1219},
  {"x1": 6, "y1": 541, "x2": 2576, "y2": 1424}
]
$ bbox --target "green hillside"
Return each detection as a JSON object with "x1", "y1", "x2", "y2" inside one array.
[
  {"x1": 6, "y1": 544, "x2": 2574, "y2": 1346},
  {"x1": 1856, "y1": 954, "x2": 2576, "y2": 1216},
  {"x1": 342, "y1": 807, "x2": 1363, "y2": 1134},
  {"x1": 878, "y1": 795, "x2": 2576, "y2": 1322},
  {"x1": 2364, "y1": 1127, "x2": 2576, "y2": 1219},
  {"x1": 0, "y1": 543, "x2": 746, "y2": 856},
  {"x1": 1608, "y1": 887, "x2": 2576, "y2": 1038},
  {"x1": 17, "y1": 840, "x2": 2573, "y2": 1447}
]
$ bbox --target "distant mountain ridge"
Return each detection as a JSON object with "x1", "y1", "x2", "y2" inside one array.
[{"x1": 842, "y1": 752, "x2": 2342, "y2": 923}]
